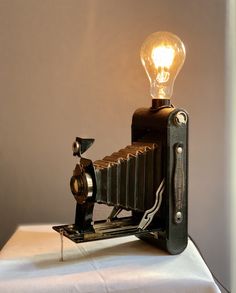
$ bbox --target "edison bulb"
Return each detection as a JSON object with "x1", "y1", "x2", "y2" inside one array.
[{"x1": 140, "y1": 31, "x2": 186, "y2": 100}]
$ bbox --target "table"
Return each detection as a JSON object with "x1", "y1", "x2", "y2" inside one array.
[{"x1": 0, "y1": 225, "x2": 220, "y2": 293}]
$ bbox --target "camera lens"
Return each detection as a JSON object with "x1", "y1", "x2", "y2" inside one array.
[
  {"x1": 70, "y1": 173, "x2": 93, "y2": 204},
  {"x1": 70, "y1": 176, "x2": 85, "y2": 196}
]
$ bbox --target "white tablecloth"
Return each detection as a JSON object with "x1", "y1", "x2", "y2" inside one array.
[{"x1": 0, "y1": 225, "x2": 220, "y2": 293}]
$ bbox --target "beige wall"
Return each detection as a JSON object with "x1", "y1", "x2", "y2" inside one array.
[{"x1": 0, "y1": 0, "x2": 230, "y2": 291}]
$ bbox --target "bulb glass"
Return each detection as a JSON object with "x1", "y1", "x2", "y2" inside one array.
[{"x1": 140, "y1": 31, "x2": 186, "y2": 99}]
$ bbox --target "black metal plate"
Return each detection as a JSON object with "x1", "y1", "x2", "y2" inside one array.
[{"x1": 53, "y1": 217, "x2": 159, "y2": 243}]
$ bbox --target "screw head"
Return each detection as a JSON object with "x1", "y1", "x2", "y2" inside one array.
[
  {"x1": 175, "y1": 211, "x2": 183, "y2": 223},
  {"x1": 177, "y1": 146, "x2": 183, "y2": 154},
  {"x1": 175, "y1": 111, "x2": 187, "y2": 126}
]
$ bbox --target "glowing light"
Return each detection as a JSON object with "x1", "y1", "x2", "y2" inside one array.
[
  {"x1": 152, "y1": 46, "x2": 175, "y2": 69},
  {"x1": 140, "y1": 31, "x2": 186, "y2": 99}
]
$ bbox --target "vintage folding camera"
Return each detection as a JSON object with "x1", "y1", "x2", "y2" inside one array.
[{"x1": 53, "y1": 31, "x2": 188, "y2": 255}]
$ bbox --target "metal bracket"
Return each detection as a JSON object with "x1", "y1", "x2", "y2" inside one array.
[
  {"x1": 107, "y1": 206, "x2": 123, "y2": 222},
  {"x1": 174, "y1": 144, "x2": 185, "y2": 224},
  {"x1": 138, "y1": 179, "x2": 165, "y2": 230}
]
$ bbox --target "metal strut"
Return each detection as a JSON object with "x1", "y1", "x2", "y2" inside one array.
[{"x1": 138, "y1": 179, "x2": 165, "y2": 230}]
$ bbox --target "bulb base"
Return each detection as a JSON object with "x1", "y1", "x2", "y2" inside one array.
[{"x1": 151, "y1": 98, "x2": 171, "y2": 110}]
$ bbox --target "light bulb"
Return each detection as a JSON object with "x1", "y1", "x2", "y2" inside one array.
[{"x1": 140, "y1": 31, "x2": 186, "y2": 100}]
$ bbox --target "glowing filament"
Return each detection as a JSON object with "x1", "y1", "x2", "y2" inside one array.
[{"x1": 152, "y1": 46, "x2": 175, "y2": 69}]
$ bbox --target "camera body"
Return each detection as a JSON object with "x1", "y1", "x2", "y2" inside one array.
[{"x1": 53, "y1": 101, "x2": 188, "y2": 255}]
